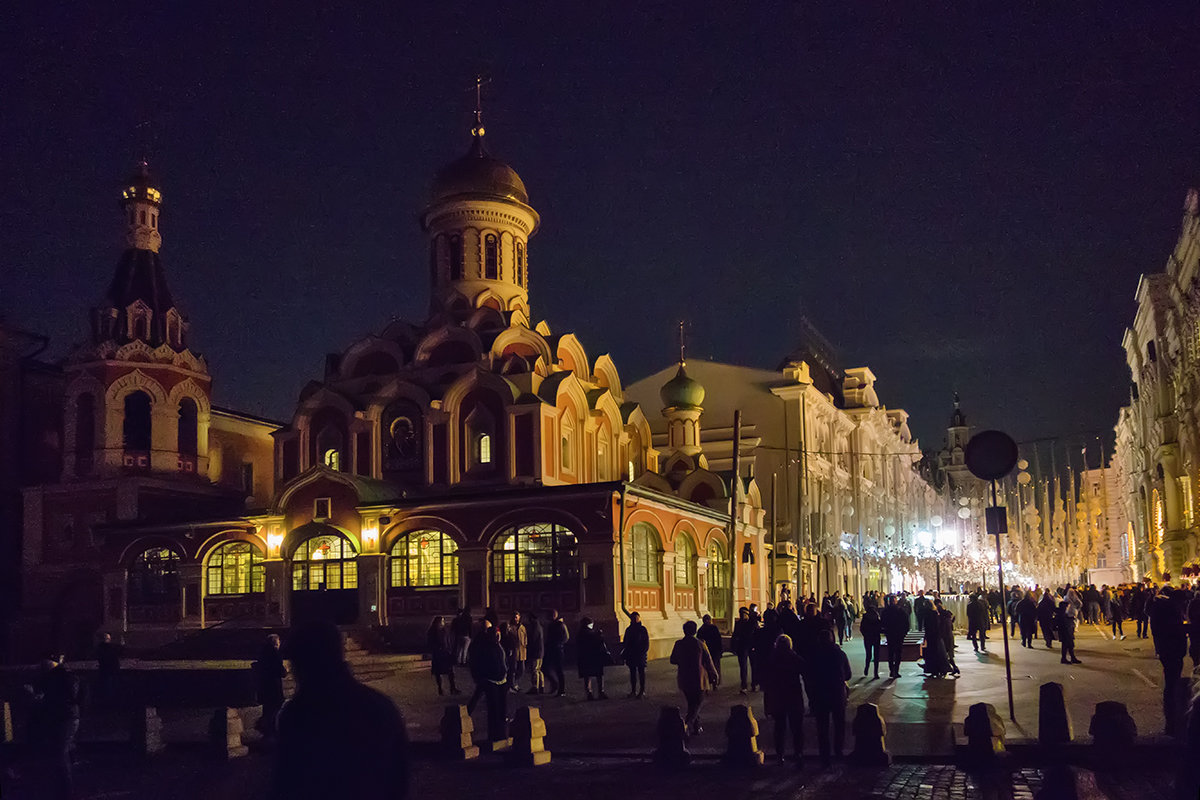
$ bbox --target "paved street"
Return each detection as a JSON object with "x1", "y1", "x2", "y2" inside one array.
[{"x1": 1, "y1": 623, "x2": 1184, "y2": 799}]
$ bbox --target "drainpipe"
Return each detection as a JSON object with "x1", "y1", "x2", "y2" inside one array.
[
  {"x1": 729, "y1": 410, "x2": 741, "y2": 629},
  {"x1": 616, "y1": 482, "x2": 631, "y2": 620}
]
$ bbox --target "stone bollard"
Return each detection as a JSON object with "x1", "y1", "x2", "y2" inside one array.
[
  {"x1": 1037, "y1": 682, "x2": 1073, "y2": 749},
  {"x1": 508, "y1": 706, "x2": 551, "y2": 766},
  {"x1": 723, "y1": 704, "x2": 764, "y2": 767},
  {"x1": 1088, "y1": 701, "x2": 1136, "y2": 758},
  {"x1": 850, "y1": 703, "x2": 890, "y2": 766},
  {"x1": 653, "y1": 706, "x2": 691, "y2": 768},
  {"x1": 2, "y1": 701, "x2": 12, "y2": 744},
  {"x1": 132, "y1": 706, "x2": 166, "y2": 755},
  {"x1": 963, "y1": 702, "x2": 1005, "y2": 762},
  {"x1": 208, "y1": 708, "x2": 248, "y2": 759},
  {"x1": 440, "y1": 705, "x2": 479, "y2": 760}
]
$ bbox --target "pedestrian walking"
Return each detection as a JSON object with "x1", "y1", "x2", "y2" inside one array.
[
  {"x1": 966, "y1": 592, "x2": 990, "y2": 653},
  {"x1": 270, "y1": 622, "x2": 409, "y2": 800},
  {"x1": 668, "y1": 620, "x2": 719, "y2": 736},
  {"x1": 1055, "y1": 600, "x2": 1081, "y2": 664},
  {"x1": 525, "y1": 612, "x2": 545, "y2": 694},
  {"x1": 1037, "y1": 589, "x2": 1058, "y2": 648},
  {"x1": 881, "y1": 595, "x2": 909, "y2": 679},
  {"x1": 859, "y1": 605, "x2": 882, "y2": 679},
  {"x1": 831, "y1": 593, "x2": 848, "y2": 645},
  {"x1": 731, "y1": 607, "x2": 756, "y2": 693},
  {"x1": 576, "y1": 617, "x2": 611, "y2": 700},
  {"x1": 255, "y1": 633, "x2": 288, "y2": 737},
  {"x1": 1016, "y1": 591, "x2": 1038, "y2": 648},
  {"x1": 508, "y1": 612, "x2": 528, "y2": 690},
  {"x1": 697, "y1": 613, "x2": 723, "y2": 688},
  {"x1": 424, "y1": 616, "x2": 458, "y2": 696},
  {"x1": 621, "y1": 611, "x2": 650, "y2": 698},
  {"x1": 806, "y1": 628, "x2": 851, "y2": 766},
  {"x1": 1187, "y1": 591, "x2": 1200, "y2": 668},
  {"x1": 1111, "y1": 594, "x2": 1127, "y2": 641},
  {"x1": 763, "y1": 633, "x2": 806, "y2": 766},
  {"x1": 543, "y1": 609, "x2": 569, "y2": 696},
  {"x1": 451, "y1": 607, "x2": 473, "y2": 665},
  {"x1": 95, "y1": 632, "x2": 122, "y2": 704},
  {"x1": 1151, "y1": 587, "x2": 1187, "y2": 735}
]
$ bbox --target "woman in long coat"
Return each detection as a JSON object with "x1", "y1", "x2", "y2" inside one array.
[
  {"x1": 1037, "y1": 590, "x2": 1058, "y2": 648},
  {"x1": 1016, "y1": 592, "x2": 1039, "y2": 648},
  {"x1": 921, "y1": 603, "x2": 951, "y2": 677},
  {"x1": 426, "y1": 616, "x2": 459, "y2": 695},
  {"x1": 576, "y1": 617, "x2": 611, "y2": 700}
]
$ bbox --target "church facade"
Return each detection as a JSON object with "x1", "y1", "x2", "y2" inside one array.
[{"x1": 13, "y1": 117, "x2": 768, "y2": 660}]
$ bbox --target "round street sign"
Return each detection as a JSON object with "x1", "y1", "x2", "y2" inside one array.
[{"x1": 965, "y1": 430, "x2": 1019, "y2": 481}]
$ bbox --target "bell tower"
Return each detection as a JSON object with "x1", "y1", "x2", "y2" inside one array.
[{"x1": 63, "y1": 160, "x2": 212, "y2": 480}]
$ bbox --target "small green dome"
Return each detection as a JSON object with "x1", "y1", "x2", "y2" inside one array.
[{"x1": 660, "y1": 363, "x2": 705, "y2": 410}]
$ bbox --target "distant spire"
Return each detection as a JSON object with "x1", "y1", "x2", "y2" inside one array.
[
  {"x1": 678, "y1": 319, "x2": 687, "y2": 365},
  {"x1": 953, "y1": 391, "x2": 960, "y2": 409},
  {"x1": 469, "y1": 74, "x2": 491, "y2": 140}
]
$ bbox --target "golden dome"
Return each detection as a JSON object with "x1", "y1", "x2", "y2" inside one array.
[{"x1": 430, "y1": 135, "x2": 529, "y2": 206}]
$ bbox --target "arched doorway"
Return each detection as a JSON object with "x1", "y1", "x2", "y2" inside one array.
[
  {"x1": 289, "y1": 526, "x2": 359, "y2": 625},
  {"x1": 706, "y1": 540, "x2": 729, "y2": 621}
]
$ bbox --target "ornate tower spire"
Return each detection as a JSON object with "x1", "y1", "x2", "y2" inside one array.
[{"x1": 121, "y1": 159, "x2": 163, "y2": 253}]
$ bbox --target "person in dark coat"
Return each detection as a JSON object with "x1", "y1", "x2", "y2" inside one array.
[
  {"x1": 1055, "y1": 600, "x2": 1081, "y2": 664},
  {"x1": 543, "y1": 609, "x2": 569, "y2": 697},
  {"x1": 881, "y1": 595, "x2": 910, "y2": 678},
  {"x1": 271, "y1": 622, "x2": 408, "y2": 800},
  {"x1": 1015, "y1": 591, "x2": 1038, "y2": 648},
  {"x1": 1151, "y1": 587, "x2": 1187, "y2": 735},
  {"x1": 1186, "y1": 592, "x2": 1200, "y2": 667},
  {"x1": 465, "y1": 620, "x2": 495, "y2": 714},
  {"x1": 752, "y1": 608, "x2": 780, "y2": 692},
  {"x1": 95, "y1": 632, "x2": 122, "y2": 703},
  {"x1": 859, "y1": 605, "x2": 882, "y2": 679},
  {"x1": 763, "y1": 633, "x2": 806, "y2": 765},
  {"x1": 425, "y1": 616, "x2": 458, "y2": 696},
  {"x1": 451, "y1": 607, "x2": 473, "y2": 665},
  {"x1": 805, "y1": 628, "x2": 851, "y2": 766},
  {"x1": 830, "y1": 593, "x2": 848, "y2": 645},
  {"x1": 472, "y1": 626, "x2": 510, "y2": 742},
  {"x1": 525, "y1": 612, "x2": 545, "y2": 694},
  {"x1": 255, "y1": 633, "x2": 288, "y2": 736},
  {"x1": 921, "y1": 603, "x2": 951, "y2": 677},
  {"x1": 730, "y1": 607, "x2": 757, "y2": 693},
  {"x1": 31, "y1": 656, "x2": 80, "y2": 800},
  {"x1": 936, "y1": 601, "x2": 960, "y2": 676},
  {"x1": 669, "y1": 620, "x2": 719, "y2": 735},
  {"x1": 621, "y1": 612, "x2": 650, "y2": 698},
  {"x1": 1131, "y1": 586, "x2": 1149, "y2": 639},
  {"x1": 966, "y1": 593, "x2": 990, "y2": 652},
  {"x1": 576, "y1": 617, "x2": 611, "y2": 700},
  {"x1": 1110, "y1": 591, "x2": 1127, "y2": 640},
  {"x1": 1037, "y1": 589, "x2": 1058, "y2": 648},
  {"x1": 698, "y1": 613, "x2": 724, "y2": 688}
]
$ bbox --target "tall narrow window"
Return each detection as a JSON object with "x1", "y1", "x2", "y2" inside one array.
[
  {"x1": 630, "y1": 522, "x2": 660, "y2": 584},
  {"x1": 74, "y1": 393, "x2": 95, "y2": 475},
  {"x1": 316, "y1": 425, "x2": 343, "y2": 472},
  {"x1": 674, "y1": 533, "x2": 696, "y2": 586},
  {"x1": 478, "y1": 433, "x2": 492, "y2": 464},
  {"x1": 484, "y1": 234, "x2": 498, "y2": 279},
  {"x1": 178, "y1": 398, "x2": 198, "y2": 456},
  {"x1": 449, "y1": 235, "x2": 463, "y2": 280},
  {"x1": 516, "y1": 241, "x2": 525, "y2": 286},
  {"x1": 123, "y1": 391, "x2": 152, "y2": 452}
]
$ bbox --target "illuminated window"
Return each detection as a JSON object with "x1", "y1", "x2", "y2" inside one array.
[
  {"x1": 707, "y1": 541, "x2": 729, "y2": 619},
  {"x1": 630, "y1": 522, "x2": 660, "y2": 584},
  {"x1": 492, "y1": 522, "x2": 578, "y2": 583},
  {"x1": 674, "y1": 533, "x2": 696, "y2": 586},
  {"x1": 465, "y1": 406, "x2": 496, "y2": 471},
  {"x1": 323, "y1": 448, "x2": 341, "y2": 471},
  {"x1": 516, "y1": 241, "x2": 525, "y2": 286},
  {"x1": 1178, "y1": 476, "x2": 1194, "y2": 528},
  {"x1": 206, "y1": 541, "x2": 264, "y2": 595},
  {"x1": 597, "y1": 440, "x2": 609, "y2": 480},
  {"x1": 484, "y1": 234, "x2": 498, "y2": 279},
  {"x1": 628, "y1": 459, "x2": 636, "y2": 481},
  {"x1": 390, "y1": 530, "x2": 459, "y2": 588},
  {"x1": 128, "y1": 546, "x2": 180, "y2": 605},
  {"x1": 1152, "y1": 488, "x2": 1164, "y2": 546},
  {"x1": 478, "y1": 433, "x2": 492, "y2": 464},
  {"x1": 291, "y1": 534, "x2": 357, "y2": 591}
]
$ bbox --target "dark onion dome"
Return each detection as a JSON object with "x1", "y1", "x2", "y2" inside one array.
[
  {"x1": 429, "y1": 135, "x2": 529, "y2": 206},
  {"x1": 660, "y1": 363, "x2": 705, "y2": 410}
]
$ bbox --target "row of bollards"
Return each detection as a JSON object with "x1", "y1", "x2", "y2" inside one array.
[{"x1": 440, "y1": 705, "x2": 551, "y2": 766}]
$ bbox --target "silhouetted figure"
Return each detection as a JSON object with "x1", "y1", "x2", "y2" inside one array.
[
  {"x1": 1015, "y1": 591, "x2": 1038, "y2": 648},
  {"x1": 763, "y1": 633, "x2": 806, "y2": 766},
  {"x1": 730, "y1": 607, "x2": 756, "y2": 692},
  {"x1": 1055, "y1": 601, "x2": 1081, "y2": 664},
  {"x1": 697, "y1": 614, "x2": 723, "y2": 687},
  {"x1": 966, "y1": 593, "x2": 990, "y2": 652},
  {"x1": 576, "y1": 617, "x2": 611, "y2": 700},
  {"x1": 95, "y1": 631, "x2": 122, "y2": 702},
  {"x1": 29, "y1": 656, "x2": 80, "y2": 800},
  {"x1": 859, "y1": 605, "x2": 882, "y2": 679},
  {"x1": 425, "y1": 616, "x2": 458, "y2": 696},
  {"x1": 920, "y1": 603, "x2": 951, "y2": 677},
  {"x1": 525, "y1": 612, "x2": 545, "y2": 694},
  {"x1": 621, "y1": 611, "x2": 650, "y2": 698},
  {"x1": 669, "y1": 620, "x2": 719, "y2": 735},
  {"x1": 806, "y1": 628, "x2": 851, "y2": 766},
  {"x1": 472, "y1": 626, "x2": 509, "y2": 742},
  {"x1": 1151, "y1": 587, "x2": 1187, "y2": 735},
  {"x1": 543, "y1": 609, "x2": 569, "y2": 696},
  {"x1": 451, "y1": 607, "x2": 473, "y2": 665},
  {"x1": 466, "y1": 620, "x2": 495, "y2": 714},
  {"x1": 271, "y1": 623, "x2": 408, "y2": 800},
  {"x1": 255, "y1": 633, "x2": 287, "y2": 738},
  {"x1": 881, "y1": 595, "x2": 909, "y2": 678},
  {"x1": 1037, "y1": 590, "x2": 1057, "y2": 648}
]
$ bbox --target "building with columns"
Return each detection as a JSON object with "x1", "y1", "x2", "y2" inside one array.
[
  {"x1": 12, "y1": 117, "x2": 769, "y2": 660},
  {"x1": 1112, "y1": 189, "x2": 1200, "y2": 583}
]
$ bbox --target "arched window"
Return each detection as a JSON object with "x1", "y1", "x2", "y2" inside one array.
[
  {"x1": 464, "y1": 406, "x2": 496, "y2": 472},
  {"x1": 382, "y1": 399, "x2": 423, "y2": 474},
  {"x1": 178, "y1": 397, "x2": 198, "y2": 456},
  {"x1": 390, "y1": 530, "x2": 459, "y2": 588},
  {"x1": 674, "y1": 533, "x2": 697, "y2": 586},
  {"x1": 1152, "y1": 488, "x2": 1164, "y2": 547},
  {"x1": 484, "y1": 234, "x2": 498, "y2": 279},
  {"x1": 206, "y1": 541, "x2": 264, "y2": 595},
  {"x1": 516, "y1": 241, "x2": 525, "y2": 286},
  {"x1": 123, "y1": 391, "x2": 152, "y2": 452},
  {"x1": 630, "y1": 522, "x2": 660, "y2": 584},
  {"x1": 292, "y1": 534, "x2": 358, "y2": 591},
  {"x1": 74, "y1": 393, "x2": 95, "y2": 475},
  {"x1": 707, "y1": 541, "x2": 729, "y2": 619},
  {"x1": 128, "y1": 546, "x2": 180, "y2": 605},
  {"x1": 478, "y1": 433, "x2": 492, "y2": 464},
  {"x1": 449, "y1": 235, "x2": 464, "y2": 280},
  {"x1": 492, "y1": 522, "x2": 578, "y2": 583},
  {"x1": 560, "y1": 418, "x2": 573, "y2": 472},
  {"x1": 316, "y1": 425, "x2": 343, "y2": 472},
  {"x1": 597, "y1": 439, "x2": 609, "y2": 481}
]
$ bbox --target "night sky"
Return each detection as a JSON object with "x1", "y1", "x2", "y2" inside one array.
[{"x1": 3, "y1": 6, "x2": 1198, "y2": 453}]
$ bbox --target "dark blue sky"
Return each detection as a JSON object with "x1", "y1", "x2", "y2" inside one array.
[{"x1": 3, "y1": 5, "x2": 1198, "y2": 451}]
